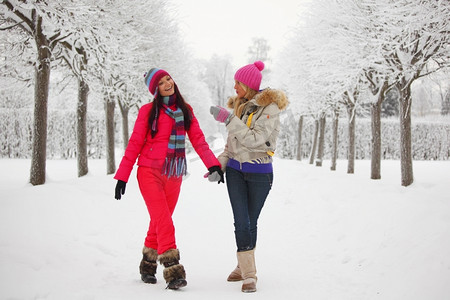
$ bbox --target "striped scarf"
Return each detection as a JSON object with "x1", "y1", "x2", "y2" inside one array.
[{"x1": 162, "y1": 95, "x2": 186, "y2": 177}]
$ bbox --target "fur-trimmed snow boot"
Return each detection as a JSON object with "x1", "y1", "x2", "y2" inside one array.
[
  {"x1": 158, "y1": 249, "x2": 187, "y2": 290},
  {"x1": 237, "y1": 249, "x2": 257, "y2": 293},
  {"x1": 139, "y1": 247, "x2": 158, "y2": 284},
  {"x1": 227, "y1": 265, "x2": 243, "y2": 281}
]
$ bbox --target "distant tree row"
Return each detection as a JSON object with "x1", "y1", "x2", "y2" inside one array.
[
  {"x1": 0, "y1": 0, "x2": 212, "y2": 185},
  {"x1": 277, "y1": 115, "x2": 450, "y2": 162},
  {"x1": 3, "y1": 109, "x2": 449, "y2": 162},
  {"x1": 275, "y1": 0, "x2": 450, "y2": 186}
]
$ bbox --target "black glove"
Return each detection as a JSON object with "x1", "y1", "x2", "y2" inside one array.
[
  {"x1": 115, "y1": 180, "x2": 126, "y2": 200},
  {"x1": 208, "y1": 166, "x2": 224, "y2": 184}
]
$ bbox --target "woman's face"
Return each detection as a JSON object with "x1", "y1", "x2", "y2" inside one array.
[
  {"x1": 158, "y1": 75, "x2": 175, "y2": 96},
  {"x1": 234, "y1": 81, "x2": 246, "y2": 98}
]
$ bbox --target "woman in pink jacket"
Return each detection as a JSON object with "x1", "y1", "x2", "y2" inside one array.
[{"x1": 114, "y1": 68, "x2": 223, "y2": 290}]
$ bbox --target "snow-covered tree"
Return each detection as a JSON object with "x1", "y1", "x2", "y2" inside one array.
[
  {"x1": 442, "y1": 88, "x2": 450, "y2": 115},
  {"x1": 247, "y1": 37, "x2": 271, "y2": 65},
  {"x1": 202, "y1": 54, "x2": 234, "y2": 107},
  {"x1": 274, "y1": 0, "x2": 450, "y2": 186},
  {"x1": 376, "y1": 0, "x2": 450, "y2": 186},
  {"x1": 277, "y1": 0, "x2": 371, "y2": 172},
  {"x1": 56, "y1": 5, "x2": 104, "y2": 178},
  {"x1": 0, "y1": 0, "x2": 95, "y2": 185}
]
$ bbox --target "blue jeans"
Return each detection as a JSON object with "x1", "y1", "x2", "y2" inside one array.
[{"x1": 226, "y1": 167, "x2": 273, "y2": 252}]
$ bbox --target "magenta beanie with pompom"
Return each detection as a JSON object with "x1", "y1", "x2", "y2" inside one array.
[{"x1": 234, "y1": 61, "x2": 265, "y2": 91}]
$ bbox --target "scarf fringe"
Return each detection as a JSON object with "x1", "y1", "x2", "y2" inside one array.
[
  {"x1": 162, "y1": 157, "x2": 187, "y2": 178},
  {"x1": 160, "y1": 95, "x2": 186, "y2": 178}
]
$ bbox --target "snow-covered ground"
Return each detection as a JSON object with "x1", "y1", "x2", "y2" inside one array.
[{"x1": 1, "y1": 156, "x2": 449, "y2": 300}]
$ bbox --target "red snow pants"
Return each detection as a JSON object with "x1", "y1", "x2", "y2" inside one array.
[{"x1": 137, "y1": 167, "x2": 182, "y2": 255}]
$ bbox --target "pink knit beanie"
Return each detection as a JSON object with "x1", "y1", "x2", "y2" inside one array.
[
  {"x1": 144, "y1": 68, "x2": 170, "y2": 96},
  {"x1": 234, "y1": 61, "x2": 265, "y2": 91}
]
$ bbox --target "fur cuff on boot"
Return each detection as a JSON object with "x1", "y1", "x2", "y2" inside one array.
[
  {"x1": 140, "y1": 247, "x2": 158, "y2": 284},
  {"x1": 143, "y1": 247, "x2": 158, "y2": 261},
  {"x1": 163, "y1": 264, "x2": 186, "y2": 283},
  {"x1": 158, "y1": 249, "x2": 180, "y2": 266},
  {"x1": 158, "y1": 249, "x2": 187, "y2": 289}
]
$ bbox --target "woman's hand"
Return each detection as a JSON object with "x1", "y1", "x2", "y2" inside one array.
[
  {"x1": 210, "y1": 106, "x2": 233, "y2": 125},
  {"x1": 206, "y1": 166, "x2": 224, "y2": 184},
  {"x1": 115, "y1": 180, "x2": 127, "y2": 200}
]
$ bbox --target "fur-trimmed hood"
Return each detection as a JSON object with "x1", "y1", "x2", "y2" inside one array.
[
  {"x1": 217, "y1": 88, "x2": 288, "y2": 169},
  {"x1": 227, "y1": 88, "x2": 289, "y2": 111}
]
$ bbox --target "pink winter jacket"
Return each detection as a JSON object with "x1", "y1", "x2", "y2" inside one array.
[{"x1": 114, "y1": 102, "x2": 220, "y2": 182}]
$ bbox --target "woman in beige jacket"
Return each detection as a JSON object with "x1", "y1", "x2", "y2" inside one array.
[{"x1": 210, "y1": 61, "x2": 288, "y2": 293}]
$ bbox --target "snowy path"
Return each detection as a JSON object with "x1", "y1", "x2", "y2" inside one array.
[{"x1": 1, "y1": 158, "x2": 449, "y2": 299}]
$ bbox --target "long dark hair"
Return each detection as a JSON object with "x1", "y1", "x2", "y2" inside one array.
[{"x1": 148, "y1": 83, "x2": 192, "y2": 138}]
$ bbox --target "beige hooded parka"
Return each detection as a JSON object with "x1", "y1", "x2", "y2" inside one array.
[{"x1": 218, "y1": 88, "x2": 289, "y2": 171}]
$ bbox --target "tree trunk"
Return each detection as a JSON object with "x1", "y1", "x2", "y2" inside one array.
[
  {"x1": 370, "y1": 81, "x2": 388, "y2": 180},
  {"x1": 397, "y1": 80, "x2": 414, "y2": 186},
  {"x1": 30, "y1": 16, "x2": 50, "y2": 186},
  {"x1": 347, "y1": 104, "x2": 356, "y2": 174},
  {"x1": 77, "y1": 78, "x2": 89, "y2": 177},
  {"x1": 316, "y1": 115, "x2": 326, "y2": 167},
  {"x1": 309, "y1": 119, "x2": 319, "y2": 165},
  {"x1": 371, "y1": 100, "x2": 382, "y2": 180},
  {"x1": 330, "y1": 111, "x2": 339, "y2": 171},
  {"x1": 118, "y1": 100, "x2": 130, "y2": 150},
  {"x1": 105, "y1": 99, "x2": 116, "y2": 175},
  {"x1": 296, "y1": 115, "x2": 303, "y2": 161}
]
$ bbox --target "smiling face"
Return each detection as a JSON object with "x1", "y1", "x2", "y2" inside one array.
[{"x1": 158, "y1": 75, "x2": 175, "y2": 96}]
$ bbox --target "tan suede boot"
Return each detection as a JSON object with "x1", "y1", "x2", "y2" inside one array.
[
  {"x1": 236, "y1": 249, "x2": 257, "y2": 293},
  {"x1": 227, "y1": 265, "x2": 243, "y2": 281}
]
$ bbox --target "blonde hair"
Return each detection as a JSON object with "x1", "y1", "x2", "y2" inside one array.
[{"x1": 233, "y1": 81, "x2": 258, "y2": 117}]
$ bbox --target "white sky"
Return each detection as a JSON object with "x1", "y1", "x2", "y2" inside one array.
[{"x1": 175, "y1": 0, "x2": 306, "y2": 68}]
